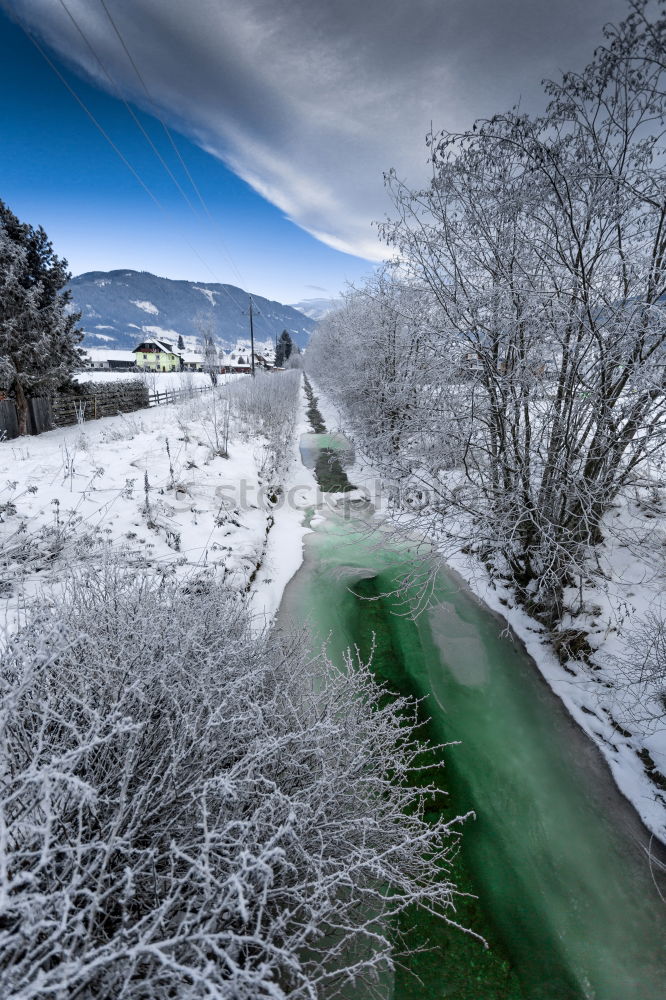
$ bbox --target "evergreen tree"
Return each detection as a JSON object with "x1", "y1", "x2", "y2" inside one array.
[
  {"x1": 177, "y1": 334, "x2": 185, "y2": 351},
  {"x1": 275, "y1": 329, "x2": 294, "y2": 367},
  {"x1": 0, "y1": 200, "x2": 83, "y2": 435}
]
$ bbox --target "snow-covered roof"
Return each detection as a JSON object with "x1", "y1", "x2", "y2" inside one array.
[
  {"x1": 182, "y1": 352, "x2": 204, "y2": 363},
  {"x1": 83, "y1": 348, "x2": 137, "y2": 363},
  {"x1": 133, "y1": 340, "x2": 180, "y2": 355},
  {"x1": 221, "y1": 354, "x2": 251, "y2": 368}
]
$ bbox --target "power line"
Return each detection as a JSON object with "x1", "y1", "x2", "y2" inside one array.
[
  {"x1": 4, "y1": 0, "x2": 286, "y2": 349},
  {"x1": 95, "y1": 0, "x2": 290, "y2": 349},
  {"x1": 97, "y1": 0, "x2": 246, "y2": 288},
  {"x1": 4, "y1": 1, "x2": 248, "y2": 314},
  {"x1": 5, "y1": 13, "x2": 163, "y2": 214},
  {"x1": 57, "y1": 0, "x2": 199, "y2": 216}
]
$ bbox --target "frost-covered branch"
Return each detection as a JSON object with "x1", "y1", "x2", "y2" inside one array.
[{"x1": 0, "y1": 563, "x2": 465, "y2": 998}]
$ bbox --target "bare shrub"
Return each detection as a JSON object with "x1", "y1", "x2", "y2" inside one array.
[
  {"x1": 607, "y1": 610, "x2": 666, "y2": 734},
  {"x1": 0, "y1": 564, "x2": 465, "y2": 998},
  {"x1": 226, "y1": 370, "x2": 300, "y2": 481}
]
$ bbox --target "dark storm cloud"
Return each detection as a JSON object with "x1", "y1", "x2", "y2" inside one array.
[{"x1": 10, "y1": 0, "x2": 628, "y2": 259}]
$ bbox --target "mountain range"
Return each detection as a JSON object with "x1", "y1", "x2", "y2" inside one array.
[
  {"x1": 67, "y1": 270, "x2": 317, "y2": 352},
  {"x1": 288, "y1": 297, "x2": 341, "y2": 320}
]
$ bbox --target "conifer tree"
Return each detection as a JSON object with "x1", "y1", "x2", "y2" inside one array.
[
  {"x1": 0, "y1": 200, "x2": 83, "y2": 435},
  {"x1": 275, "y1": 329, "x2": 293, "y2": 367},
  {"x1": 177, "y1": 334, "x2": 185, "y2": 351}
]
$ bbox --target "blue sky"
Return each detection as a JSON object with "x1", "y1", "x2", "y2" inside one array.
[
  {"x1": 0, "y1": 10, "x2": 375, "y2": 303},
  {"x1": 1, "y1": 0, "x2": 625, "y2": 305}
]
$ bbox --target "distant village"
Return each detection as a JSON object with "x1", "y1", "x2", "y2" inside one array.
[{"x1": 81, "y1": 337, "x2": 285, "y2": 375}]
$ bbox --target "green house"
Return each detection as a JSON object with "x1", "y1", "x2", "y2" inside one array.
[{"x1": 133, "y1": 340, "x2": 182, "y2": 372}]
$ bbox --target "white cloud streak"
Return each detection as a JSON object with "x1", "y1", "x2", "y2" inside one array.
[{"x1": 9, "y1": 0, "x2": 627, "y2": 260}]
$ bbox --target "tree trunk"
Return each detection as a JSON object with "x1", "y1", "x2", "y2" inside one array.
[{"x1": 14, "y1": 380, "x2": 29, "y2": 436}]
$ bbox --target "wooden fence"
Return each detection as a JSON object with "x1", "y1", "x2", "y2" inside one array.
[
  {"x1": 0, "y1": 381, "x2": 150, "y2": 441},
  {"x1": 0, "y1": 399, "x2": 20, "y2": 440},
  {"x1": 0, "y1": 381, "x2": 216, "y2": 441},
  {"x1": 148, "y1": 384, "x2": 213, "y2": 407},
  {"x1": 28, "y1": 397, "x2": 53, "y2": 434},
  {"x1": 0, "y1": 397, "x2": 51, "y2": 440},
  {"x1": 51, "y1": 381, "x2": 149, "y2": 428}
]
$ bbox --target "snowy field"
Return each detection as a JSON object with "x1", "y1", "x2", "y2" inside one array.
[
  {"x1": 0, "y1": 380, "x2": 299, "y2": 634},
  {"x1": 74, "y1": 370, "x2": 231, "y2": 394}
]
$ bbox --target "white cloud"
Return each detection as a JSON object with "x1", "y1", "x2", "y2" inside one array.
[{"x1": 11, "y1": 0, "x2": 627, "y2": 260}]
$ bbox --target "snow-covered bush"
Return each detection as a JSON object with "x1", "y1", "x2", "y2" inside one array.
[
  {"x1": 0, "y1": 564, "x2": 463, "y2": 999},
  {"x1": 226, "y1": 370, "x2": 300, "y2": 481},
  {"x1": 0, "y1": 480, "x2": 109, "y2": 600}
]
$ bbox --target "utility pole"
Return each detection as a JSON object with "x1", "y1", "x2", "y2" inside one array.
[{"x1": 249, "y1": 296, "x2": 255, "y2": 377}]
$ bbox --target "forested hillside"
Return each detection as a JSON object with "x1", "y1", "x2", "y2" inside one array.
[{"x1": 68, "y1": 270, "x2": 316, "y2": 350}]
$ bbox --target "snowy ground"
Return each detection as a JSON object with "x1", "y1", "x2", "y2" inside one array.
[
  {"x1": 248, "y1": 384, "x2": 317, "y2": 627},
  {"x1": 312, "y1": 383, "x2": 666, "y2": 845},
  {"x1": 6, "y1": 374, "x2": 665, "y2": 842},
  {"x1": 0, "y1": 381, "x2": 300, "y2": 634},
  {"x1": 74, "y1": 370, "x2": 232, "y2": 394}
]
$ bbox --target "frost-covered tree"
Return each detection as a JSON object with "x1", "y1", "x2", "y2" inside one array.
[
  {"x1": 195, "y1": 312, "x2": 220, "y2": 385},
  {"x1": 203, "y1": 335, "x2": 219, "y2": 385},
  {"x1": 0, "y1": 200, "x2": 83, "y2": 435},
  {"x1": 308, "y1": 271, "x2": 440, "y2": 468},
  {"x1": 311, "y1": 1, "x2": 666, "y2": 627},
  {"x1": 608, "y1": 609, "x2": 666, "y2": 733}
]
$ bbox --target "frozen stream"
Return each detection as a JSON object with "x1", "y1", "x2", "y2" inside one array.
[{"x1": 278, "y1": 427, "x2": 666, "y2": 999}]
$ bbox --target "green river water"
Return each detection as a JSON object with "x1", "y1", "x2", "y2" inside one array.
[{"x1": 278, "y1": 424, "x2": 666, "y2": 1000}]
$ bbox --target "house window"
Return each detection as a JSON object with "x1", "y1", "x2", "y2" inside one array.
[{"x1": 143, "y1": 353, "x2": 147, "y2": 359}]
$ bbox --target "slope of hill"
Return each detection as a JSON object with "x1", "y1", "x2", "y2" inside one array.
[{"x1": 68, "y1": 270, "x2": 316, "y2": 350}]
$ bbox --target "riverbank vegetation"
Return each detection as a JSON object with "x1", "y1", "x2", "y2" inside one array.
[
  {"x1": 0, "y1": 369, "x2": 477, "y2": 998},
  {"x1": 307, "y1": 1, "x2": 666, "y2": 748},
  {"x1": 0, "y1": 565, "x2": 466, "y2": 999}
]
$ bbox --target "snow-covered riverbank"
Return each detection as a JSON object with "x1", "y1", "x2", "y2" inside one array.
[
  {"x1": 309, "y1": 380, "x2": 666, "y2": 845},
  {"x1": 248, "y1": 380, "x2": 317, "y2": 626},
  {"x1": 0, "y1": 377, "x2": 300, "y2": 632}
]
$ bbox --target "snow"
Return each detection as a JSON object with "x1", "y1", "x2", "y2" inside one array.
[
  {"x1": 249, "y1": 381, "x2": 316, "y2": 626},
  {"x1": 289, "y1": 297, "x2": 340, "y2": 320},
  {"x1": 311, "y1": 381, "x2": 666, "y2": 845},
  {"x1": 131, "y1": 300, "x2": 159, "y2": 315},
  {"x1": 1, "y1": 374, "x2": 305, "y2": 644},
  {"x1": 74, "y1": 370, "x2": 142, "y2": 383},
  {"x1": 74, "y1": 371, "x2": 228, "y2": 395},
  {"x1": 0, "y1": 386, "x2": 279, "y2": 634},
  {"x1": 194, "y1": 286, "x2": 217, "y2": 306},
  {"x1": 141, "y1": 325, "x2": 181, "y2": 340},
  {"x1": 80, "y1": 348, "x2": 136, "y2": 365},
  {"x1": 87, "y1": 332, "x2": 115, "y2": 342}
]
